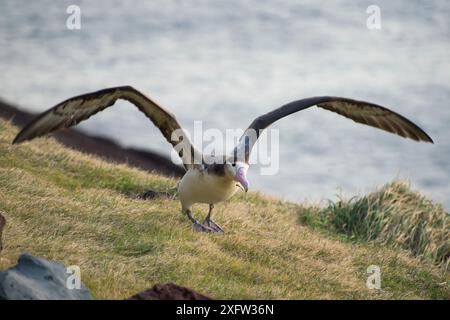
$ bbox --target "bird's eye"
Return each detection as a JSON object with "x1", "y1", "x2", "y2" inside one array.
[{"x1": 231, "y1": 163, "x2": 236, "y2": 167}]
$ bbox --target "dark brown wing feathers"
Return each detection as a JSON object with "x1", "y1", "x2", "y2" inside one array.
[
  {"x1": 234, "y1": 96, "x2": 433, "y2": 162},
  {"x1": 13, "y1": 88, "x2": 432, "y2": 168},
  {"x1": 12, "y1": 86, "x2": 201, "y2": 170}
]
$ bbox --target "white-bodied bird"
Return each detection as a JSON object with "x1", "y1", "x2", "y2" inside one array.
[{"x1": 13, "y1": 86, "x2": 433, "y2": 233}]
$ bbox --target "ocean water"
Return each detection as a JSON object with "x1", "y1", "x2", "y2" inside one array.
[{"x1": 0, "y1": 0, "x2": 449, "y2": 208}]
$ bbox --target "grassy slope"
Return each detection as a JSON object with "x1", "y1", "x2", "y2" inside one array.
[{"x1": 0, "y1": 119, "x2": 448, "y2": 299}]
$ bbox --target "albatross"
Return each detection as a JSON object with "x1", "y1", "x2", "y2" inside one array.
[{"x1": 13, "y1": 86, "x2": 433, "y2": 233}]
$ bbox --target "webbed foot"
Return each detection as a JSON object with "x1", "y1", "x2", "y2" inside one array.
[
  {"x1": 192, "y1": 221, "x2": 214, "y2": 233},
  {"x1": 201, "y1": 218, "x2": 224, "y2": 234}
]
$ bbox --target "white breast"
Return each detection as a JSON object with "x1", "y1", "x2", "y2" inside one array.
[{"x1": 177, "y1": 168, "x2": 238, "y2": 210}]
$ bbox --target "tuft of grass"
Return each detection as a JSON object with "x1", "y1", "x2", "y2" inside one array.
[
  {"x1": 0, "y1": 118, "x2": 448, "y2": 299},
  {"x1": 298, "y1": 182, "x2": 449, "y2": 269}
]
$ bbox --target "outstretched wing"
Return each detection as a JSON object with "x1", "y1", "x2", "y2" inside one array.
[
  {"x1": 13, "y1": 86, "x2": 202, "y2": 170},
  {"x1": 233, "y1": 96, "x2": 433, "y2": 163}
]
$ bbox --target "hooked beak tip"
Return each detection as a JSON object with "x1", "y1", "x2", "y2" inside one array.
[
  {"x1": 236, "y1": 182, "x2": 248, "y2": 192},
  {"x1": 235, "y1": 167, "x2": 249, "y2": 192}
]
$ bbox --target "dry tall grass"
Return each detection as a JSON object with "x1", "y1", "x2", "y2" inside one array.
[{"x1": 299, "y1": 182, "x2": 449, "y2": 270}]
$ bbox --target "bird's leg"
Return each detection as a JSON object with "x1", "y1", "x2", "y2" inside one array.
[
  {"x1": 202, "y1": 204, "x2": 224, "y2": 234},
  {"x1": 185, "y1": 209, "x2": 213, "y2": 233}
]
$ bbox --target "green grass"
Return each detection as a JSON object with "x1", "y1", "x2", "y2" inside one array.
[
  {"x1": 298, "y1": 182, "x2": 449, "y2": 268},
  {"x1": 0, "y1": 118, "x2": 448, "y2": 299}
]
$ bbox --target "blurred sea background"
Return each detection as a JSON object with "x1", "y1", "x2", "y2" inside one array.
[{"x1": 0, "y1": 0, "x2": 449, "y2": 208}]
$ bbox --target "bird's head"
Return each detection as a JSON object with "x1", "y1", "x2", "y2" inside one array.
[{"x1": 225, "y1": 161, "x2": 249, "y2": 192}]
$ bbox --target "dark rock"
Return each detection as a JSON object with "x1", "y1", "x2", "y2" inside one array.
[
  {"x1": 0, "y1": 212, "x2": 5, "y2": 253},
  {"x1": 128, "y1": 283, "x2": 211, "y2": 300},
  {"x1": 0, "y1": 254, "x2": 93, "y2": 300},
  {"x1": 140, "y1": 190, "x2": 173, "y2": 200}
]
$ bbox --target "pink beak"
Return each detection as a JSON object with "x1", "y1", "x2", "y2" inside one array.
[{"x1": 235, "y1": 167, "x2": 249, "y2": 192}]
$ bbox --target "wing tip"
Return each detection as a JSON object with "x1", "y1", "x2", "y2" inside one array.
[
  {"x1": 413, "y1": 134, "x2": 434, "y2": 144},
  {"x1": 12, "y1": 132, "x2": 26, "y2": 145},
  {"x1": 12, "y1": 126, "x2": 36, "y2": 145},
  {"x1": 416, "y1": 128, "x2": 434, "y2": 144},
  {"x1": 424, "y1": 136, "x2": 434, "y2": 144},
  {"x1": 407, "y1": 131, "x2": 433, "y2": 144}
]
